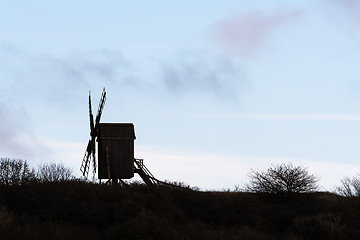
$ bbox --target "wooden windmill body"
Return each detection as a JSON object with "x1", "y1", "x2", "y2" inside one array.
[
  {"x1": 97, "y1": 123, "x2": 136, "y2": 180},
  {"x1": 80, "y1": 88, "x2": 156, "y2": 185}
]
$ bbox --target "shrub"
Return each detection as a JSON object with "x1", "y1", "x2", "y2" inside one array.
[
  {"x1": 37, "y1": 162, "x2": 75, "y2": 182},
  {"x1": 335, "y1": 174, "x2": 360, "y2": 197},
  {"x1": 246, "y1": 163, "x2": 319, "y2": 194},
  {"x1": 0, "y1": 158, "x2": 35, "y2": 185},
  {"x1": 0, "y1": 204, "x2": 14, "y2": 229}
]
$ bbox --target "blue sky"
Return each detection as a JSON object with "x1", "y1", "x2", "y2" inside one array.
[{"x1": 1, "y1": 0, "x2": 360, "y2": 190}]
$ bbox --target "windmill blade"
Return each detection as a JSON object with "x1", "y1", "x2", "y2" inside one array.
[
  {"x1": 92, "y1": 141, "x2": 97, "y2": 176},
  {"x1": 94, "y1": 87, "x2": 106, "y2": 131},
  {"x1": 81, "y1": 87, "x2": 106, "y2": 179},
  {"x1": 89, "y1": 91, "x2": 95, "y2": 137},
  {"x1": 80, "y1": 139, "x2": 93, "y2": 178}
]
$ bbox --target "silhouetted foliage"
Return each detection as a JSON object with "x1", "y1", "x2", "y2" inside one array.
[
  {"x1": 3, "y1": 159, "x2": 360, "y2": 239},
  {"x1": 246, "y1": 163, "x2": 319, "y2": 194},
  {"x1": 335, "y1": 173, "x2": 360, "y2": 197},
  {"x1": 36, "y1": 162, "x2": 75, "y2": 182},
  {"x1": 0, "y1": 158, "x2": 35, "y2": 185},
  {"x1": 1, "y1": 182, "x2": 360, "y2": 240}
]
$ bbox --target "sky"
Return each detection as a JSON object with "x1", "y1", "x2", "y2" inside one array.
[{"x1": 1, "y1": 0, "x2": 360, "y2": 190}]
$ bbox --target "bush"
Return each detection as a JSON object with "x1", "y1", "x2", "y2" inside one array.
[
  {"x1": 335, "y1": 174, "x2": 360, "y2": 197},
  {"x1": 0, "y1": 158, "x2": 35, "y2": 185},
  {"x1": 246, "y1": 163, "x2": 319, "y2": 194},
  {"x1": 37, "y1": 162, "x2": 75, "y2": 182}
]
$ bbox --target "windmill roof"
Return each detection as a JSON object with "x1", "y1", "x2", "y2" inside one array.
[{"x1": 99, "y1": 123, "x2": 136, "y2": 139}]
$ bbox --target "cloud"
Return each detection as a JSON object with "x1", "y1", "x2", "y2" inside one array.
[
  {"x1": 160, "y1": 54, "x2": 245, "y2": 100},
  {"x1": 328, "y1": 0, "x2": 360, "y2": 27},
  {"x1": 213, "y1": 9, "x2": 302, "y2": 56},
  {"x1": 330, "y1": 0, "x2": 360, "y2": 10},
  {"x1": 27, "y1": 49, "x2": 132, "y2": 103},
  {"x1": 1, "y1": 39, "x2": 245, "y2": 105},
  {"x1": 0, "y1": 102, "x2": 47, "y2": 159},
  {"x1": 0, "y1": 41, "x2": 134, "y2": 104}
]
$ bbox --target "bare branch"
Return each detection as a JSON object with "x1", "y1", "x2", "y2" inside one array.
[
  {"x1": 335, "y1": 174, "x2": 360, "y2": 197},
  {"x1": 245, "y1": 163, "x2": 319, "y2": 194},
  {"x1": 0, "y1": 158, "x2": 35, "y2": 185},
  {"x1": 36, "y1": 162, "x2": 75, "y2": 182}
]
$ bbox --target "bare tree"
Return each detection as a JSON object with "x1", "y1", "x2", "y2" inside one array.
[
  {"x1": 36, "y1": 162, "x2": 75, "y2": 182},
  {"x1": 335, "y1": 174, "x2": 360, "y2": 197},
  {"x1": 0, "y1": 158, "x2": 36, "y2": 185},
  {"x1": 246, "y1": 163, "x2": 319, "y2": 194}
]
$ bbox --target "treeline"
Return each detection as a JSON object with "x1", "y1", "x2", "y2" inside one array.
[
  {"x1": 1, "y1": 158, "x2": 360, "y2": 239},
  {"x1": 1, "y1": 158, "x2": 360, "y2": 197},
  {"x1": 0, "y1": 158, "x2": 75, "y2": 185},
  {"x1": 1, "y1": 178, "x2": 360, "y2": 239}
]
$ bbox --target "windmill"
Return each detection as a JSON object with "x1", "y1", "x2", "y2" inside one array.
[
  {"x1": 80, "y1": 88, "x2": 184, "y2": 187},
  {"x1": 80, "y1": 88, "x2": 106, "y2": 179}
]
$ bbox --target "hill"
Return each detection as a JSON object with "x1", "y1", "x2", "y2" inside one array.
[{"x1": 0, "y1": 181, "x2": 360, "y2": 240}]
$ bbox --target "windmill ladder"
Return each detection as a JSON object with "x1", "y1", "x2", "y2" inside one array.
[
  {"x1": 134, "y1": 158, "x2": 157, "y2": 186},
  {"x1": 134, "y1": 158, "x2": 190, "y2": 189}
]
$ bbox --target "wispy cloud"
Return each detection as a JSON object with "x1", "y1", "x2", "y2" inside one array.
[
  {"x1": 0, "y1": 102, "x2": 47, "y2": 159},
  {"x1": 329, "y1": 0, "x2": 360, "y2": 11},
  {"x1": 0, "y1": 41, "x2": 133, "y2": 104},
  {"x1": 160, "y1": 54, "x2": 245, "y2": 100},
  {"x1": 213, "y1": 9, "x2": 302, "y2": 56},
  {"x1": 26, "y1": 49, "x2": 131, "y2": 103},
  {"x1": 1, "y1": 40, "x2": 243, "y2": 104},
  {"x1": 328, "y1": 0, "x2": 360, "y2": 27}
]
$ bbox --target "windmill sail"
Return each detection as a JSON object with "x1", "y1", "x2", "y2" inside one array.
[
  {"x1": 95, "y1": 88, "x2": 106, "y2": 129},
  {"x1": 80, "y1": 140, "x2": 92, "y2": 177},
  {"x1": 80, "y1": 88, "x2": 106, "y2": 179},
  {"x1": 89, "y1": 91, "x2": 95, "y2": 137}
]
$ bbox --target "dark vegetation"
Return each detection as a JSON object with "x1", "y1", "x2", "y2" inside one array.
[
  {"x1": 246, "y1": 163, "x2": 319, "y2": 194},
  {"x1": 1, "y1": 158, "x2": 360, "y2": 239},
  {"x1": 335, "y1": 173, "x2": 360, "y2": 197},
  {"x1": 0, "y1": 158, "x2": 75, "y2": 185}
]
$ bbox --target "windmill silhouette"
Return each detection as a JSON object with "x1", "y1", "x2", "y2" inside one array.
[{"x1": 80, "y1": 88, "x2": 159, "y2": 185}]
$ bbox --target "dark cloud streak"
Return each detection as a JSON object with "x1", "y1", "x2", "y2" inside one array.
[
  {"x1": 161, "y1": 55, "x2": 245, "y2": 101},
  {"x1": 1, "y1": 40, "x2": 245, "y2": 107},
  {"x1": 0, "y1": 42, "x2": 133, "y2": 104}
]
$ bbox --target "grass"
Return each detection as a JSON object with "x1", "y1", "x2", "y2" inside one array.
[{"x1": 1, "y1": 181, "x2": 360, "y2": 239}]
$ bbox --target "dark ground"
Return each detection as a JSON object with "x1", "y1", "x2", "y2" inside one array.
[{"x1": 0, "y1": 181, "x2": 360, "y2": 240}]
